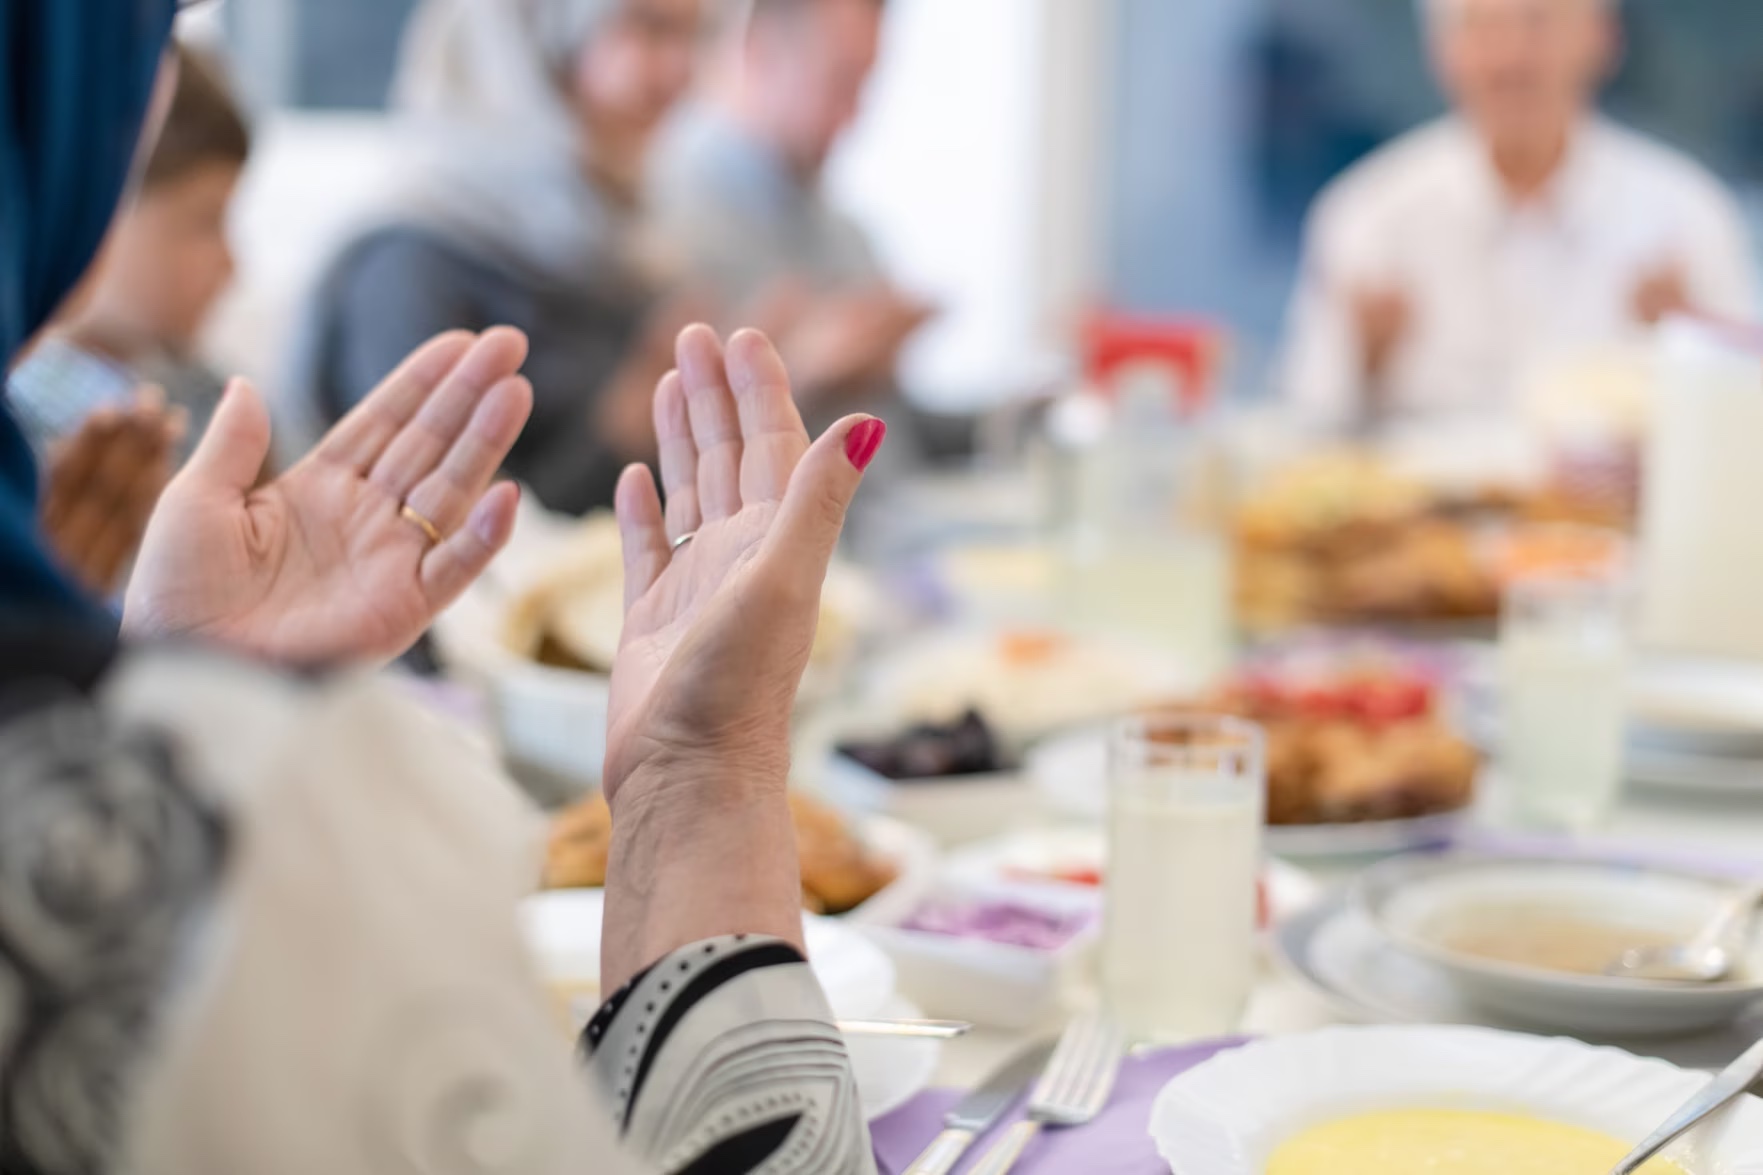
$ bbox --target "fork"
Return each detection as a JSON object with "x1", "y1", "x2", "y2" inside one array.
[{"x1": 967, "y1": 1012, "x2": 1127, "y2": 1175}]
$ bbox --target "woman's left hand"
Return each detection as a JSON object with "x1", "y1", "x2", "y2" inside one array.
[{"x1": 123, "y1": 329, "x2": 533, "y2": 664}]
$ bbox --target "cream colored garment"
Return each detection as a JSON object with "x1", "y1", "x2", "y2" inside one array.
[{"x1": 109, "y1": 656, "x2": 607, "y2": 1174}]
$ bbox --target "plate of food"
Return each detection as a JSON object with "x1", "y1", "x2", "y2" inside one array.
[
  {"x1": 1356, "y1": 854, "x2": 1763, "y2": 1037},
  {"x1": 1028, "y1": 642, "x2": 1480, "y2": 858},
  {"x1": 432, "y1": 506, "x2": 875, "y2": 791},
  {"x1": 1151, "y1": 1025, "x2": 1763, "y2": 1174},
  {"x1": 850, "y1": 627, "x2": 1188, "y2": 750},
  {"x1": 520, "y1": 888, "x2": 939, "y2": 1121},
  {"x1": 543, "y1": 790, "x2": 935, "y2": 922}
]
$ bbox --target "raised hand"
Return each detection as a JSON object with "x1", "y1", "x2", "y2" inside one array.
[
  {"x1": 600, "y1": 325, "x2": 884, "y2": 984},
  {"x1": 41, "y1": 388, "x2": 184, "y2": 596},
  {"x1": 123, "y1": 329, "x2": 533, "y2": 665}
]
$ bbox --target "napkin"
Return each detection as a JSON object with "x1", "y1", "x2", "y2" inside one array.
[{"x1": 870, "y1": 1038, "x2": 1250, "y2": 1175}]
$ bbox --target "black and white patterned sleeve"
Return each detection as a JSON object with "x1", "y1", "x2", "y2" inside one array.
[{"x1": 580, "y1": 936, "x2": 877, "y2": 1175}]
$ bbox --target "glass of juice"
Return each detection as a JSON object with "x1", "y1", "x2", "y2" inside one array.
[
  {"x1": 1498, "y1": 548, "x2": 1630, "y2": 833},
  {"x1": 1103, "y1": 713, "x2": 1264, "y2": 1044}
]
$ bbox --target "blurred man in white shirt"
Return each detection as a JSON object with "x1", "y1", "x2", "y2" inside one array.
[{"x1": 1279, "y1": 0, "x2": 1759, "y2": 427}]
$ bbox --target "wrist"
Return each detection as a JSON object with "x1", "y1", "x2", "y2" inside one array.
[{"x1": 600, "y1": 768, "x2": 803, "y2": 991}]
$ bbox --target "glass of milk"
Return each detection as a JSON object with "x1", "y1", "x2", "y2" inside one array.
[
  {"x1": 1499, "y1": 564, "x2": 1630, "y2": 832},
  {"x1": 1102, "y1": 713, "x2": 1265, "y2": 1045}
]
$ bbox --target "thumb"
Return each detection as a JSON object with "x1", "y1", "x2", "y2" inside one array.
[
  {"x1": 184, "y1": 378, "x2": 272, "y2": 492},
  {"x1": 765, "y1": 415, "x2": 885, "y2": 589}
]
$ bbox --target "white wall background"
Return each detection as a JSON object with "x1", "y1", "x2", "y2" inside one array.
[{"x1": 828, "y1": 0, "x2": 1113, "y2": 410}]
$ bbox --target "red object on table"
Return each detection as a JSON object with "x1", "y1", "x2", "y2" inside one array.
[{"x1": 1081, "y1": 311, "x2": 1229, "y2": 415}]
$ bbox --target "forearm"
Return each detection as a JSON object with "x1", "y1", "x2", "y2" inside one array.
[{"x1": 601, "y1": 763, "x2": 804, "y2": 993}]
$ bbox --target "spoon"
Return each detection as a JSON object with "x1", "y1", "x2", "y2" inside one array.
[
  {"x1": 1605, "y1": 880, "x2": 1763, "y2": 983},
  {"x1": 1608, "y1": 1036, "x2": 1763, "y2": 1174}
]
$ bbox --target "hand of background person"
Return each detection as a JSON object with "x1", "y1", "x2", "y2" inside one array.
[
  {"x1": 1633, "y1": 263, "x2": 1693, "y2": 326},
  {"x1": 597, "y1": 293, "x2": 715, "y2": 461},
  {"x1": 41, "y1": 387, "x2": 184, "y2": 597},
  {"x1": 599, "y1": 325, "x2": 885, "y2": 986},
  {"x1": 1353, "y1": 285, "x2": 1411, "y2": 387},
  {"x1": 772, "y1": 285, "x2": 936, "y2": 408},
  {"x1": 122, "y1": 329, "x2": 533, "y2": 665}
]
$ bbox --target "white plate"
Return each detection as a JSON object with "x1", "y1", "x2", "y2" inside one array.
[
  {"x1": 1151, "y1": 1025, "x2": 1763, "y2": 1174},
  {"x1": 1357, "y1": 855, "x2": 1763, "y2": 1037},
  {"x1": 519, "y1": 889, "x2": 937, "y2": 1120},
  {"x1": 855, "y1": 631, "x2": 1187, "y2": 749},
  {"x1": 1631, "y1": 656, "x2": 1763, "y2": 756},
  {"x1": 1028, "y1": 727, "x2": 1467, "y2": 859}
]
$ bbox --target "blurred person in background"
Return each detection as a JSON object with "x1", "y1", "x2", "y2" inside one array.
[
  {"x1": 9, "y1": 43, "x2": 246, "y2": 597},
  {"x1": 3, "y1": 3, "x2": 882, "y2": 1172},
  {"x1": 1279, "y1": 0, "x2": 1759, "y2": 428},
  {"x1": 657, "y1": 0, "x2": 933, "y2": 429},
  {"x1": 9, "y1": 44, "x2": 246, "y2": 466},
  {"x1": 293, "y1": 0, "x2": 704, "y2": 515}
]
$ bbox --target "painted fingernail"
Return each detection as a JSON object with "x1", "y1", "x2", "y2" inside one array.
[{"x1": 844, "y1": 418, "x2": 887, "y2": 472}]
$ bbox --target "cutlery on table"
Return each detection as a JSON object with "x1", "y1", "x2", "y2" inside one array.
[
  {"x1": 838, "y1": 1019, "x2": 973, "y2": 1041},
  {"x1": 902, "y1": 1040, "x2": 1057, "y2": 1175},
  {"x1": 1608, "y1": 1036, "x2": 1763, "y2": 1174},
  {"x1": 1607, "y1": 879, "x2": 1763, "y2": 983},
  {"x1": 967, "y1": 1012, "x2": 1127, "y2": 1175}
]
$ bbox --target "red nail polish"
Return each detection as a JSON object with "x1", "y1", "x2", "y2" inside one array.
[{"x1": 844, "y1": 418, "x2": 887, "y2": 471}]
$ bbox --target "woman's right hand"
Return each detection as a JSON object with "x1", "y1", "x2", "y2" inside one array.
[{"x1": 599, "y1": 325, "x2": 884, "y2": 987}]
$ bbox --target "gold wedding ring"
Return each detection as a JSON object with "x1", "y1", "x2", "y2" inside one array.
[{"x1": 400, "y1": 504, "x2": 444, "y2": 546}]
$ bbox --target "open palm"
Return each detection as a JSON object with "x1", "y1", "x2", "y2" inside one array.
[
  {"x1": 124, "y1": 330, "x2": 533, "y2": 665},
  {"x1": 605, "y1": 326, "x2": 884, "y2": 801}
]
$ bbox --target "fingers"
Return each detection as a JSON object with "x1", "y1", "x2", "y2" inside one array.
[
  {"x1": 654, "y1": 371, "x2": 701, "y2": 542},
  {"x1": 44, "y1": 410, "x2": 174, "y2": 592},
  {"x1": 41, "y1": 411, "x2": 119, "y2": 533},
  {"x1": 317, "y1": 331, "x2": 478, "y2": 471},
  {"x1": 614, "y1": 464, "x2": 670, "y2": 610},
  {"x1": 765, "y1": 414, "x2": 886, "y2": 598},
  {"x1": 400, "y1": 375, "x2": 533, "y2": 538},
  {"x1": 676, "y1": 325, "x2": 744, "y2": 523},
  {"x1": 726, "y1": 329, "x2": 810, "y2": 504},
  {"x1": 420, "y1": 480, "x2": 521, "y2": 609},
  {"x1": 183, "y1": 379, "x2": 273, "y2": 493},
  {"x1": 368, "y1": 328, "x2": 530, "y2": 502}
]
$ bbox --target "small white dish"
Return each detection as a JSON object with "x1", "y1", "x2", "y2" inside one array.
[
  {"x1": 1357, "y1": 855, "x2": 1763, "y2": 1037},
  {"x1": 856, "y1": 878, "x2": 1100, "y2": 1030},
  {"x1": 1028, "y1": 727, "x2": 1466, "y2": 859},
  {"x1": 1150, "y1": 1025, "x2": 1763, "y2": 1174}
]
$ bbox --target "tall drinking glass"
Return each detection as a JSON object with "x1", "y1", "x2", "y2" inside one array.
[
  {"x1": 1103, "y1": 714, "x2": 1264, "y2": 1044},
  {"x1": 1499, "y1": 563, "x2": 1630, "y2": 832}
]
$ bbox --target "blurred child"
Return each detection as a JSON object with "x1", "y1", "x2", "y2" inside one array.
[{"x1": 8, "y1": 42, "x2": 248, "y2": 465}]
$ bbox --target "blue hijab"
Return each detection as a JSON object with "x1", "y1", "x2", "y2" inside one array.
[{"x1": 1, "y1": 0, "x2": 176, "y2": 624}]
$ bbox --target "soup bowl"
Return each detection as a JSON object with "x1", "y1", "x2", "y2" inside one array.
[
  {"x1": 1355, "y1": 855, "x2": 1763, "y2": 1036},
  {"x1": 1150, "y1": 1025, "x2": 1763, "y2": 1174}
]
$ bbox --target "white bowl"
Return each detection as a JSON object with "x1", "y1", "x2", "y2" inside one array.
[
  {"x1": 1151, "y1": 1025, "x2": 1763, "y2": 1174},
  {"x1": 1357, "y1": 855, "x2": 1763, "y2": 1036}
]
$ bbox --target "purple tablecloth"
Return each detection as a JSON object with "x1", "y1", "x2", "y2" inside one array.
[{"x1": 870, "y1": 1038, "x2": 1250, "y2": 1175}]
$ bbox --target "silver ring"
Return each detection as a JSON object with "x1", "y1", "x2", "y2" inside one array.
[{"x1": 671, "y1": 531, "x2": 697, "y2": 552}]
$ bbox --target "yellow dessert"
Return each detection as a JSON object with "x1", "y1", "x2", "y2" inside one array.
[{"x1": 1268, "y1": 1109, "x2": 1686, "y2": 1174}]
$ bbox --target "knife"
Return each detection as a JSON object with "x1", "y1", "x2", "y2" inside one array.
[{"x1": 902, "y1": 1040, "x2": 1057, "y2": 1175}]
